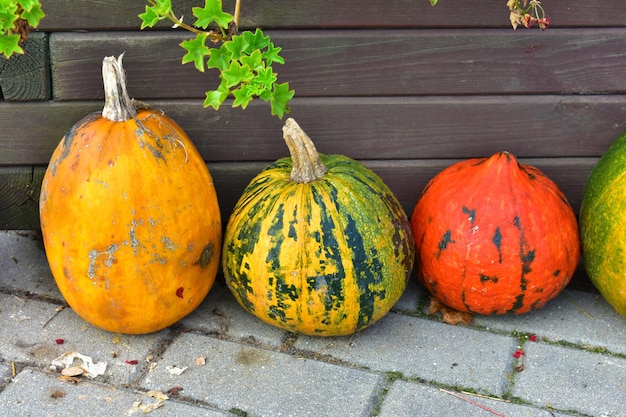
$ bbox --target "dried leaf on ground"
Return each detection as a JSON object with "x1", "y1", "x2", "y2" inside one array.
[
  {"x1": 166, "y1": 365, "x2": 188, "y2": 375},
  {"x1": 126, "y1": 391, "x2": 169, "y2": 416},
  {"x1": 428, "y1": 297, "x2": 473, "y2": 325},
  {"x1": 50, "y1": 351, "x2": 107, "y2": 378}
]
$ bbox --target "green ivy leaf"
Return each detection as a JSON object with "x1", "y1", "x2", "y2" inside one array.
[
  {"x1": 232, "y1": 86, "x2": 254, "y2": 109},
  {"x1": 271, "y1": 82, "x2": 295, "y2": 119},
  {"x1": 180, "y1": 33, "x2": 211, "y2": 72},
  {"x1": 139, "y1": 6, "x2": 161, "y2": 29},
  {"x1": 429, "y1": 0, "x2": 438, "y2": 5},
  {"x1": 221, "y1": 60, "x2": 254, "y2": 88},
  {"x1": 0, "y1": 33, "x2": 23, "y2": 58},
  {"x1": 139, "y1": 0, "x2": 173, "y2": 28},
  {"x1": 137, "y1": 0, "x2": 294, "y2": 118},
  {"x1": 207, "y1": 44, "x2": 232, "y2": 71},
  {"x1": 240, "y1": 49, "x2": 264, "y2": 72},
  {"x1": 242, "y1": 28, "x2": 270, "y2": 51},
  {"x1": 19, "y1": 0, "x2": 40, "y2": 11},
  {"x1": 192, "y1": 0, "x2": 233, "y2": 30},
  {"x1": 20, "y1": 3, "x2": 45, "y2": 27},
  {"x1": 0, "y1": 5, "x2": 18, "y2": 31},
  {"x1": 264, "y1": 41, "x2": 284, "y2": 65},
  {"x1": 204, "y1": 85, "x2": 230, "y2": 110},
  {"x1": 224, "y1": 35, "x2": 249, "y2": 60}
]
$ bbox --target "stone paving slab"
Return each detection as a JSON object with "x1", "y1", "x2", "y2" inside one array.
[
  {"x1": 2, "y1": 230, "x2": 626, "y2": 417},
  {"x1": 140, "y1": 332, "x2": 384, "y2": 417},
  {"x1": 180, "y1": 280, "x2": 287, "y2": 349},
  {"x1": 475, "y1": 289, "x2": 626, "y2": 355},
  {"x1": 294, "y1": 312, "x2": 518, "y2": 396},
  {"x1": 0, "y1": 292, "x2": 171, "y2": 386},
  {"x1": 0, "y1": 230, "x2": 61, "y2": 300},
  {"x1": 0, "y1": 368, "x2": 231, "y2": 417},
  {"x1": 511, "y1": 341, "x2": 626, "y2": 417},
  {"x1": 377, "y1": 379, "x2": 575, "y2": 417},
  {"x1": 0, "y1": 363, "x2": 12, "y2": 386}
]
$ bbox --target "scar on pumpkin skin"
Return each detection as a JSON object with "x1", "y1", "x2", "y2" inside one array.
[
  {"x1": 197, "y1": 243, "x2": 213, "y2": 268},
  {"x1": 438, "y1": 230, "x2": 455, "y2": 253},
  {"x1": 134, "y1": 114, "x2": 189, "y2": 163}
]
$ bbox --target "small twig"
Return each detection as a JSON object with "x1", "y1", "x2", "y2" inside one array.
[
  {"x1": 565, "y1": 294, "x2": 594, "y2": 320},
  {"x1": 233, "y1": 0, "x2": 242, "y2": 27},
  {"x1": 460, "y1": 391, "x2": 511, "y2": 403},
  {"x1": 439, "y1": 389, "x2": 509, "y2": 417},
  {"x1": 43, "y1": 305, "x2": 67, "y2": 328}
]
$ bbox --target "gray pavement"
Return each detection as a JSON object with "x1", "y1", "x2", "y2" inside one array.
[{"x1": 0, "y1": 230, "x2": 624, "y2": 417}]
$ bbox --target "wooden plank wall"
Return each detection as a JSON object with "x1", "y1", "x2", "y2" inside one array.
[{"x1": 1, "y1": 0, "x2": 626, "y2": 290}]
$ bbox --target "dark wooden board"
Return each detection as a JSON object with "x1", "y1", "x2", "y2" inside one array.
[
  {"x1": 0, "y1": 157, "x2": 595, "y2": 231},
  {"x1": 0, "y1": 33, "x2": 50, "y2": 101},
  {"x1": 49, "y1": 29, "x2": 626, "y2": 100},
  {"x1": 0, "y1": 166, "x2": 46, "y2": 230},
  {"x1": 0, "y1": 97, "x2": 623, "y2": 166},
  {"x1": 38, "y1": 0, "x2": 626, "y2": 30},
  {"x1": 0, "y1": 160, "x2": 597, "y2": 292}
]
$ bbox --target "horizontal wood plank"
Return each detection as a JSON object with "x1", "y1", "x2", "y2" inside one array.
[
  {"x1": 38, "y1": 0, "x2": 626, "y2": 30},
  {"x1": 0, "y1": 157, "x2": 595, "y2": 230},
  {"x1": 1, "y1": 159, "x2": 597, "y2": 291},
  {"x1": 49, "y1": 29, "x2": 626, "y2": 100},
  {"x1": 1, "y1": 97, "x2": 623, "y2": 165}
]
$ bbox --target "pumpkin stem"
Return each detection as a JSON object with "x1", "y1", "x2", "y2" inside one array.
[
  {"x1": 282, "y1": 118, "x2": 327, "y2": 183},
  {"x1": 102, "y1": 54, "x2": 137, "y2": 122}
]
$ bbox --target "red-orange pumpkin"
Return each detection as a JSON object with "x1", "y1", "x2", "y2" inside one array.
[{"x1": 411, "y1": 152, "x2": 580, "y2": 315}]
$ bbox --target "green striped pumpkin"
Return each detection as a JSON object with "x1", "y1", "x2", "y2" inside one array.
[{"x1": 222, "y1": 118, "x2": 414, "y2": 336}]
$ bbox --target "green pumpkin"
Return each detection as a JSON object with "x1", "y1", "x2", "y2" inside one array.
[
  {"x1": 580, "y1": 131, "x2": 626, "y2": 318},
  {"x1": 222, "y1": 118, "x2": 414, "y2": 336}
]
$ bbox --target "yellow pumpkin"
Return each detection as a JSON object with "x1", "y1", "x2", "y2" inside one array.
[{"x1": 39, "y1": 55, "x2": 221, "y2": 334}]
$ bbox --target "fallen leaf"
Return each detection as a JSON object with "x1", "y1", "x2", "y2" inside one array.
[
  {"x1": 57, "y1": 375, "x2": 82, "y2": 384},
  {"x1": 428, "y1": 297, "x2": 473, "y2": 325},
  {"x1": 126, "y1": 391, "x2": 169, "y2": 416},
  {"x1": 147, "y1": 390, "x2": 169, "y2": 401},
  {"x1": 51, "y1": 351, "x2": 107, "y2": 378},
  {"x1": 194, "y1": 356, "x2": 206, "y2": 366},
  {"x1": 166, "y1": 386, "x2": 184, "y2": 396},
  {"x1": 61, "y1": 366, "x2": 83, "y2": 377},
  {"x1": 166, "y1": 365, "x2": 188, "y2": 376}
]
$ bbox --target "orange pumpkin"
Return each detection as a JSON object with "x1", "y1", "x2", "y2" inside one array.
[
  {"x1": 39, "y1": 55, "x2": 222, "y2": 334},
  {"x1": 411, "y1": 152, "x2": 579, "y2": 315}
]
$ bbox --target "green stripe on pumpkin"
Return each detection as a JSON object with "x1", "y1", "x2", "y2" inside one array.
[{"x1": 223, "y1": 153, "x2": 414, "y2": 336}]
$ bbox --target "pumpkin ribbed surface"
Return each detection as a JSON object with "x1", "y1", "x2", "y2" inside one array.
[
  {"x1": 411, "y1": 152, "x2": 580, "y2": 315},
  {"x1": 580, "y1": 131, "x2": 626, "y2": 318},
  {"x1": 222, "y1": 119, "x2": 414, "y2": 336},
  {"x1": 39, "y1": 56, "x2": 222, "y2": 334}
]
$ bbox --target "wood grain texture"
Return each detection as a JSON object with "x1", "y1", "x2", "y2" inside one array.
[
  {"x1": 0, "y1": 158, "x2": 594, "y2": 231},
  {"x1": 49, "y1": 29, "x2": 626, "y2": 100},
  {"x1": 0, "y1": 166, "x2": 45, "y2": 230},
  {"x1": 38, "y1": 0, "x2": 626, "y2": 30},
  {"x1": 0, "y1": 33, "x2": 50, "y2": 101},
  {"x1": 1, "y1": 97, "x2": 623, "y2": 166}
]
